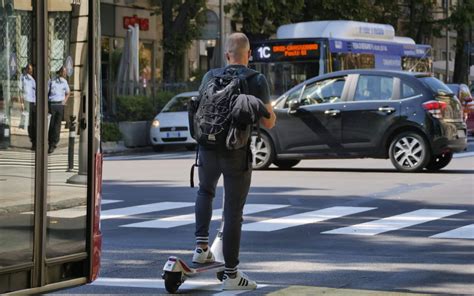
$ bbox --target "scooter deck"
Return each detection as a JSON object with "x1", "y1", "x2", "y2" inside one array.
[
  {"x1": 189, "y1": 261, "x2": 225, "y2": 273},
  {"x1": 168, "y1": 256, "x2": 224, "y2": 276}
]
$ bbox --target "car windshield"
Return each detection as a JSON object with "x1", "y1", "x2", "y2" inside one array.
[
  {"x1": 419, "y1": 77, "x2": 453, "y2": 95},
  {"x1": 162, "y1": 96, "x2": 192, "y2": 113}
]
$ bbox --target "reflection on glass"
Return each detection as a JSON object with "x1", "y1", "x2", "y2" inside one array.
[
  {"x1": 46, "y1": 1, "x2": 88, "y2": 258},
  {"x1": 0, "y1": 1, "x2": 35, "y2": 267}
]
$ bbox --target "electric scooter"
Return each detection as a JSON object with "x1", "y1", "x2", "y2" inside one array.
[{"x1": 162, "y1": 210, "x2": 226, "y2": 293}]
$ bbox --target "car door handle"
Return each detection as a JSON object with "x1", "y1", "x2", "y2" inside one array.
[
  {"x1": 378, "y1": 107, "x2": 396, "y2": 113},
  {"x1": 324, "y1": 109, "x2": 340, "y2": 116}
]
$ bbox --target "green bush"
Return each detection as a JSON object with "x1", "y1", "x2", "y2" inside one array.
[
  {"x1": 116, "y1": 95, "x2": 156, "y2": 121},
  {"x1": 101, "y1": 122, "x2": 122, "y2": 142}
]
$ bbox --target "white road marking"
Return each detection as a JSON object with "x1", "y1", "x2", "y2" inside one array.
[
  {"x1": 92, "y1": 277, "x2": 266, "y2": 294},
  {"x1": 121, "y1": 204, "x2": 289, "y2": 228},
  {"x1": 453, "y1": 151, "x2": 474, "y2": 158},
  {"x1": 323, "y1": 209, "x2": 465, "y2": 236},
  {"x1": 431, "y1": 224, "x2": 474, "y2": 239},
  {"x1": 242, "y1": 206, "x2": 376, "y2": 232},
  {"x1": 101, "y1": 199, "x2": 122, "y2": 205},
  {"x1": 101, "y1": 201, "x2": 194, "y2": 220}
]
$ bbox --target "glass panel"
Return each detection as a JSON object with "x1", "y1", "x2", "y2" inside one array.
[
  {"x1": 0, "y1": 0, "x2": 35, "y2": 268},
  {"x1": 253, "y1": 61, "x2": 320, "y2": 99},
  {"x1": 46, "y1": 0, "x2": 88, "y2": 258},
  {"x1": 354, "y1": 75, "x2": 394, "y2": 101},
  {"x1": 301, "y1": 77, "x2": 346, "y2": 106}
]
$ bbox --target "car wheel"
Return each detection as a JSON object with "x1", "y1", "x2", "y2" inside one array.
[
  {"x1": 273, "y1": 159, "x2": 300, "y2": 169},
  {"x1": 389, "y1": 132, "x2": 430, "y2": 172},
  {"x1": 425, "y1": 152, "x2": 453, "y2": 171},
  {"x1": 250, "y1": 132, "x2": 274, "y2": 170},
  {"x1": 152, "y1": 145, "x2": 164, "y2": 152}
]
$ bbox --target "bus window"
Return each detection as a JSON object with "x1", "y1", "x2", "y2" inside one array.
[
  {"x1": 332, "y1": 53, "x2": 375, "y2": 71},
  {"x1": 402, "y1": 57, "x2": 431, "y2": 72},
  {"x1": 253, "y1": 62, "x2": 320, "y2": 100}
]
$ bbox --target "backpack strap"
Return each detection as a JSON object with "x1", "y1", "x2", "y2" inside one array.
[{"x1": 190, "y1": 145, "x2": 199, "y2": 188}]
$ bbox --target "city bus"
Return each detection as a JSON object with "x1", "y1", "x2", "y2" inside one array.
[
  {"x1": 250, "y1": 20, "x2": 432, "y2": 99},
  {"x1": 0, "y1": 0, "x2": 102, "y2": 294}
]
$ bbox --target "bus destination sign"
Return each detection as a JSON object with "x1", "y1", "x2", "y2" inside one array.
[{"x1": 251, "y1": 40, "x2": 320, "y2": 62}]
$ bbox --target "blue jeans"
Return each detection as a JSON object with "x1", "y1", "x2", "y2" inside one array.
[{"x1": 195, "y1": 147, "x2": 252, "y2": 269}]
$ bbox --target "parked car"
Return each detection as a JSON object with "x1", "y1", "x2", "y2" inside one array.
[
  {"x1": 150, "y1": 91, "x2": 198, "y2": 152},
  {"x1": 446, "y1": 83, "x2": 474, "y2": 135},
  {"x1": 251, "y1": 69, "x2": 467, "y2": 172}
]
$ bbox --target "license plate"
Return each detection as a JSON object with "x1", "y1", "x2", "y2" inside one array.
[
  {"x1": 166, "y1": 132, "x2": 180, "y2": 138},
  {"x1": 457, "y1": 130, "x2": 466, "y2": 138}
]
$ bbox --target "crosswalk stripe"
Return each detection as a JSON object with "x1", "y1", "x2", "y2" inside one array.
[
  {"x1": 102, "y1": 199, "x2": 123, "y2": 205},
  {"x1": 101, "y1": 202, "x2": 194, "y2": 220},
  {"x1": 430, "y1": 224, "x2": 474, "y2": 239},
  {"x1": 121, "y1": 204, "x2": 289, "y2": 229},
  {"x1": 242, "y1": 206, "x2": 376, "y2": 232},
  {"x1": 323, "y1": 209, "x2": 465, "y2": 236}
]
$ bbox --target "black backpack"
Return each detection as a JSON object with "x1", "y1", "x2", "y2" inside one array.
[
  {"x1": 189, "y1": 67, "x2": 257, "y2": 149},
  {"x1": 188, "y1": 67, "x2": 258, "y2": 187}
]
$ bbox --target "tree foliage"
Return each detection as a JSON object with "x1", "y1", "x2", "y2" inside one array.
[
  {"x1": 449, "y1": 0, "x2": 474, "y2": 83},
  {"x1": 226, "y1": 0, "x2": 403, "y2": 40},
  {"x1": 224, "y1": 0, "x2": 305, "y2": 40},
  {"x1": 150, "y1": 0, "x2": 206, "y2": 83}
]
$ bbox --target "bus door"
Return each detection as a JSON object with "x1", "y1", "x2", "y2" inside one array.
[{"x1": 0, "y1": 1, "x2": 101, "y2": 294}]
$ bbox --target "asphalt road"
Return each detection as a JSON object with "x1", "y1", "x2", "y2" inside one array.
[{"x1": 52, "y1": 143, "x2": 474, "y2": 295}]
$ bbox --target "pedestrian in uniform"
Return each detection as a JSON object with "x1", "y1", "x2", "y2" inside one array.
[
  {"x1": 48, "y1": 66, "x2": 70, "y2": 154},
  {"x1": 192, "y1": 32, "x2": 276, "y2": 290},
  {"x1": 20, "y1": 64, "x2": 36, "y2": 150}
]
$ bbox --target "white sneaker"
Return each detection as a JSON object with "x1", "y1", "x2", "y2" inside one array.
[
  {"x1": 192, "y1": 247, "x2": 215, "y2": 264},
  {"x1": 222, "y1": 270, "x2": 257, "y2": 290}
]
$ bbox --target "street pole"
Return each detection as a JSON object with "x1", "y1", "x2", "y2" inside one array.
[
  {"x1": 219, "y1": 0, "x2": 225, "y2": 67},
  {"x1": 445, "y1": 0, "x2": 450, "y2": 83}
]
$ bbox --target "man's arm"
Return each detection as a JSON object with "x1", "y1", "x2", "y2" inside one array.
[
  {"x1": 260, "y1": 103, "x2": 276, "y2": 129},
  {"x1": 63, "y1": 83, "x2": 70, "y2": 105},
  {"x1": 256, "y1": 74, "x2": 276, "y2": 129}
]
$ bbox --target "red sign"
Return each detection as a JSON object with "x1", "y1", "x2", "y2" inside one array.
[{"x1": 123, "y1": 15, "x2": 149, "y2": 31}]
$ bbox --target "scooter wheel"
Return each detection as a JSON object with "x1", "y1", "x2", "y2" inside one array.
[
  {"x1": 163, "y1": 271, "x2": 182, "y2": 293},
  {"x1": 216, "y1": 271, "x2": 225, "y2": 282}
]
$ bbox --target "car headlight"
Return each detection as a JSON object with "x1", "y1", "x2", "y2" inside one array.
[{"x1": 152, "y1": 119, "x2": 160, "y2": 128}]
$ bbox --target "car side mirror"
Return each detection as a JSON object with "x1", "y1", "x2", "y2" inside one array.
[{"x1": 288, "y1": 100, "x2": 301, "y2": 114}]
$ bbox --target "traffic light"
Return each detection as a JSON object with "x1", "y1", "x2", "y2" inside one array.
[{"x1": 0, "y1": 0, "x2": 14, "y2": 16}]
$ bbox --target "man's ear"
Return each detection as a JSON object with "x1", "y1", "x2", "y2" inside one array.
[
  {"x1": 225, "y1": 53, "x2": 230, "y2": 62},
  {"x1": 248, "y1": 50, "x2": 251, "y2": 59}
]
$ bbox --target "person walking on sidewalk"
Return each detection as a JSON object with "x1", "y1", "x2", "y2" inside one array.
[
  {"x1": 20, "y1": 64, "x2": 36, "y2": 150},
  {"x1": 47, "y1": 66, "x2": 70, "y2": 154},
  {"x1": 192, "y1": 32, "x2": 276, "y2": 290}
]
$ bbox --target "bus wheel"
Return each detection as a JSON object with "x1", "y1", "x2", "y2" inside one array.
[{"x1": 163, "y1": 271, "x2": 183, "y2": 293}]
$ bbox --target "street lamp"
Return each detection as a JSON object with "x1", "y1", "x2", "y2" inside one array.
[{"x1": 444, "y1": 0, "x2": 450, "y2": 83}]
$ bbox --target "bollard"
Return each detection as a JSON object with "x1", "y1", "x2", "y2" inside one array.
[
  {"x1": 0, "y1": 116, "x2": 10, "y2": 149},
  {"x1": 67, "y1": 115, "x2": 77, "y2": 172}
]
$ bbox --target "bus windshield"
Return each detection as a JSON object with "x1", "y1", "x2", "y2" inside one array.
[{"x1": 250, "y1": 39, "x2": 325, "y2": 99}]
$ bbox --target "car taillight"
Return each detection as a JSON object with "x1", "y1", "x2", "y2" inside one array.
[{"x1": 423, "y1": 100, "x2": 447, "y2": 119}]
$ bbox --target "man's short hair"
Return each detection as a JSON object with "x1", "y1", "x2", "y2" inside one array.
[{"x1": 225, "y1": 33, "x2": 250, "y2": 59}]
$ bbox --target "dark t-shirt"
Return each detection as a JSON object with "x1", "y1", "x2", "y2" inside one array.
[{"x1": 199, "y1": 64, "x2": 270, "y2": 105}]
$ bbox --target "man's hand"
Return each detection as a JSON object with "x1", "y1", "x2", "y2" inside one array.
[{"x1": 260, "y1": 103, "x2": 276, "y2": 129}]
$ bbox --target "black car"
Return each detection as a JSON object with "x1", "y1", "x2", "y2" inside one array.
[{"x1": 251, "y1": 69, "x2": 467, "y2": 172}]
